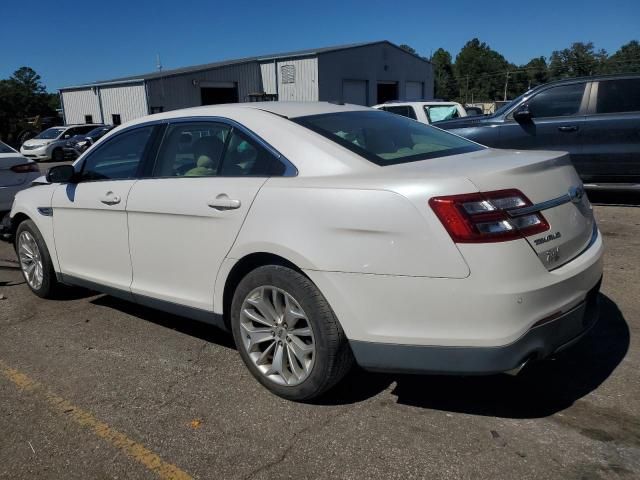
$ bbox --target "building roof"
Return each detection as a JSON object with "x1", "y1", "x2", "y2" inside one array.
[{"x1": 61, "y1": 40, "x2": 430, "y2": 90}]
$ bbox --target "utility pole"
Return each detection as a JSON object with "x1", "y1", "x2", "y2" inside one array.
[
  {"x1": 465, "y1": 75, "x2": 469, "y2": 104},
  {"x1": 503, "y1": 71, "x2": 510, "y2": 101},
  {"x1": 156, "y1": 54, "x2": 163, "y2": 72}
]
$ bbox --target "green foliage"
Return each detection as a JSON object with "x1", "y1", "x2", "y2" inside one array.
[
  {"x1": 431, "y1": 39, "x2": 639, "y2": 102},
  {"x1": 0, "y1": 67, "x2": 59, "y2": 145},
  {"x1": 398, "y1": 44, "x2": 417, "y2": 55}
]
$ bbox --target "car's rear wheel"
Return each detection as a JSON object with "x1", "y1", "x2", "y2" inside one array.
[
  {"x1": 231, "y1": 265, "x2": 353, "y2": 401},
  {"x1": 16, "y1": 220, "x2": 63, "y2": 298},
  {"x1": 51, "y1": 148, "x2": 64, "y2": 162}
]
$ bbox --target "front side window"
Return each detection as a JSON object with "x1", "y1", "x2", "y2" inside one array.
[
  {"x1": 293, "y1": 110, "x2": 483, "y2": 166},
  {"x1": 80, "y1": 126, "x2": 153, "y2": 181},
  {"x1": 527, "y1": 83, "x2": 585, "y2": 118},
  {"x1": 425, "y1": 105, "x2": 460, "y2": 123},
  {"x1": 596, "y1": 78, "x2": 640, "y2": 114}
]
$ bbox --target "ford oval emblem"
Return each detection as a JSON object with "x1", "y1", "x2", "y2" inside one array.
[{"x1": 569, "y1": 185, "x2": 585, "y2": 204}]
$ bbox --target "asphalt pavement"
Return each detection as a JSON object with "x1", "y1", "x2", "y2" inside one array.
[{"x1": 0, "y1": 201, "x2": 638, "y2": 479}]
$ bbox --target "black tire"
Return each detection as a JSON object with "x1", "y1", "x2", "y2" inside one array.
[
  {"x1": 231, "y1": 265, "x2": 354, "y2": 401},
  {"x1": 51, "y1": 148, "x2": 64, "y2": 162},
  {"x1": 15, "y1": 220, "x2": 63, "y2": 299}
]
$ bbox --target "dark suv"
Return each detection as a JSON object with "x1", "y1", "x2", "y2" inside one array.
[{"x1": 436, "y1": 75, "x2": 640, "y2": 187}]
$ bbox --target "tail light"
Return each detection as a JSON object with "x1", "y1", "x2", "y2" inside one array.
[
  {"x1": 429, "y1": 189, "x2": 549, "y2": 243},
  {"x1": 10, "y1": 163, "x2": 39, "y2": 174}
]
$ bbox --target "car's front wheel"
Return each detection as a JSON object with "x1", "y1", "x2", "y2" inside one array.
[
  {"x1": 51, "y1": 148, "x2": 64, "y2": 162},
  {"x1": 231, "y1": 265, "x2": 353, "y2": 401},
  {"x1": 15, "y1": 220, "x2": 63, "y2": 298}
]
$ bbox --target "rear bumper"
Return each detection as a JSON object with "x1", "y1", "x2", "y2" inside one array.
[{"x1": 351, "y1": 279, "x2": 601, "y2": 374}]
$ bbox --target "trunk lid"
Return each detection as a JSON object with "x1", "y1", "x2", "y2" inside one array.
[{"x1": 390, "y1": 148, "x2": 596, "y2": 269}]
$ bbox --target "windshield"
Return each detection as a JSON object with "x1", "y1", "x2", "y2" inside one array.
[
  {"x1": 34, "y1": 127, "x2": 65, "y2": 139},
  {"x1": 0, "y1": 141, "x2": 16, "y2": 153},
  {"x1": 293, "y1": 110, "x2": 484, "y2": 166},
  {"x1": 424, "y1": 105, "x2": 460, "y2": 123}
]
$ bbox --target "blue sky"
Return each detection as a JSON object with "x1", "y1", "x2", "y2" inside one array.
[{"x1": 1, "y1": 0, "x2": 638, "y2": 91}]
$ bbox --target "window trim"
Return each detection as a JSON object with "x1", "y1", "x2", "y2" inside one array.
[{"x1": 140, "y1": 116, "x2": 298, "y2": 179}]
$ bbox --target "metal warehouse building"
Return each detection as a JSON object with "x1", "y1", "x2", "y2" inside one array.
[{"x1": 60, "y1": 41, "x2": 433, "y2": 125}]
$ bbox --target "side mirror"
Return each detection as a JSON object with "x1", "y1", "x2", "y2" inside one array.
[
  {"x1": 513, "y1": 105, "x2": 532, "y2": 123},
  {"x1": 46, "y1": 164, "x2": 76, "y2": 184}
]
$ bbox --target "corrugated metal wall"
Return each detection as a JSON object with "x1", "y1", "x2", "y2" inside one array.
[
  {"x1": 99, "y1": 84, "x2": 148, "y2": 123},
  {"x1": 146, "y1": 62, "x2": 263, "y2": 111},
  {"x1": 318, "y1": 44, "x2": 434, "y2": 105},
  {"x1": 260, "y1": 62, "x2": 277, "y2": 94},
  {"x1": 60, "y1": 89, "x2": 102, "y2": 124},
  {"x1": 273, "y1": 57, "x2": 318, "y2": 101}
]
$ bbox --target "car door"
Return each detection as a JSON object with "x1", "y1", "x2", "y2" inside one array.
[
  {"x1": 579, "y1": 77, "x2": 640, "y2": 183},
  {"x1": 497, "y1": 83, "x2": 589, "y2": 167},
  {"x1": 126, "y1": 120, "x2": 288, "y2": 312},
  {"x1": 51, "y1": 124, "x2": 157, "y2": 293}
]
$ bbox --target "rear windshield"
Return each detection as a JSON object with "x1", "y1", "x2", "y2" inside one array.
[{"x1": 293, "y1": 110, "x2": 483, "y2": 166}]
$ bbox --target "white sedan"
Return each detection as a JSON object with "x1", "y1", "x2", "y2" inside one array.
[
  {"x1": 1, "y1": 102, "x2": 603, "y2": 400},
  {"x1": 0, "y1": 141, "x2": 41, "y2": 212}
]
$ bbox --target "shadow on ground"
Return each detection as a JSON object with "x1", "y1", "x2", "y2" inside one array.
[
  {"x1": 92, "y1": 292, "x2": 628, "y2": 418},
  {"x1": 587, "y1": 190, "x2": 639, "y2": 206},
  {"x1": 91, "y1": 295, "x2": 236, "y2": 349}
]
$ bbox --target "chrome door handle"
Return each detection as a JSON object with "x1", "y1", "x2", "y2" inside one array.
[
  {"x1": 100, "y1": 192, "x2": 121, "y2": 205},
  {"x1": 208, "y1": 194, "x2": 241, "y2": 211},
  {"x1": 558, "y1": 125, "x2": 578, "y2": 132}
]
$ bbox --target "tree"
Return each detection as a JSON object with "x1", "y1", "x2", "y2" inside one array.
[
  {"x1": 606, "y1": 40, "x2": 640, "y2": 73},
  {"x1": 549, "y1": 42, "x2": 607, "y2": 79},
  {"x1": 398, "y1": 44, "x2": 417, "y2": 55},
  {"x1": 431, "y1": 48, "x2": 456, "y2": 100},
  {"x1": 454, "y1": 38, "x2": 512, "y2": 102},
  {"x1": 0, "y1": 67, "x2": 59, "y2": 145}
]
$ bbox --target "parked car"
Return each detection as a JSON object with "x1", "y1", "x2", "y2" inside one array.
[
  {"x1": 20, "y1": 124, "x2": 103, "y2": 162},
  {"x1": 373, "y1": 101, "x2": 467, "y2": 124},
  {"x1": 436, "y1": 74, "x2": 640, "y2": 187},
  {"x1": 0, "y1": 142, "x2": 40, "y2": 212},
  {"x1": 1, "y1": 103, "x2": 603, "y2": 400},
  {"x1": 63, "y1": 126, "x2": 115, "y2": 159}
]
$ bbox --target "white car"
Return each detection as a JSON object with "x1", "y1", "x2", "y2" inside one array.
[
  {"x1": 20, "y1": 124, "x2": 102, "y2": 162},
  {"x1": 373, "y1": 101, "x2": 467, "y2": 124},
  {"x1": 1, "y1": 102, "x2": 603, "y2": 400},
  {"x1": 0, "y1": 141, "x2": 41, "y2": 212}
]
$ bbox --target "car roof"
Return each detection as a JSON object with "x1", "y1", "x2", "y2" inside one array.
[{"x1": 137, "y1": 102, "x2": 372, "y2": 122}]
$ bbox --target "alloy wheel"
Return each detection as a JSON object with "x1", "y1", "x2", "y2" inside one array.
[
  {"x1": 18, "y1": 231, "x2": 44, "y2": 290},
  {"x1": 239, "y1": 286, "x2": 315, "y2": 386}
]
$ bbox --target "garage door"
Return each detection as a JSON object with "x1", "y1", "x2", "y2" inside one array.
[
  {"x1": 343, "y1": 80, "x2": 368, "y2": 105},
  {"x1": 405, "y1": 82, "x2": 423, "y2": 101}
]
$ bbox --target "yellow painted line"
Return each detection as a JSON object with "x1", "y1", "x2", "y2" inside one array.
[{"x1": 0, "y1": 359, "x2": 192, "y2": 480}]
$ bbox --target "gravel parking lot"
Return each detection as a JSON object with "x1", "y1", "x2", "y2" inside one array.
[{"x1": 1, "y1": 198, "x2": 639, "y2": 480}]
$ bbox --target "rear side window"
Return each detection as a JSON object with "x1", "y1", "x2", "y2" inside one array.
[
  {"x1": 383, "y1": 105, "x2": 417, "y2": 120},
  {"x1": 0, "y1": 141, "x2": 15, "y2": 153},
  {"x1": 293, "y1": 110, "x2": 483, "y2": 166},
  {"x1": 596, "y1": 79, "x2": 640, "y2": 114},
  {"x1": 153, "y1": 122, "x2": 231, "y2": 177},
  {"x1": 152, "y1": 122, "x2": 286, "y2": 178},
  {"x1": 527, "y1": 83, "x2": 585, "y2": 118}
]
